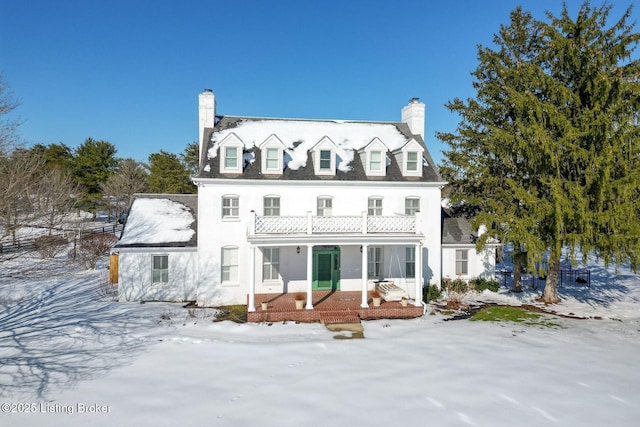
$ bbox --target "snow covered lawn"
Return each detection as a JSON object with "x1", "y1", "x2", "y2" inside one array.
[{"x1": 1, "y1": 254, "x2": 639, "y2": 426}]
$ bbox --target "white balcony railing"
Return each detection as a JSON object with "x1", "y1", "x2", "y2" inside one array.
[{"x1": 250, "y1": 211, "x2": 418, "y2": 235}]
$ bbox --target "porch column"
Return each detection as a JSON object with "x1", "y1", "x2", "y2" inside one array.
[
  {"x1": 306, "y1": 244, "x2": 314, "y2": 309},
  {"x1": 361, "y1": 244, "x2": 369, "y2": 308},
  {"x1": 414, "y1": 243, "x2": 422, "y2": 306},
  {"x1": 248, "y1": 245, "x2": 256, "y2": 312}
]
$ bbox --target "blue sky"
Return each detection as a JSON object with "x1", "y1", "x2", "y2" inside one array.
[{"x1": 0, "y1": 0, "x2": 636, "y2": 165}]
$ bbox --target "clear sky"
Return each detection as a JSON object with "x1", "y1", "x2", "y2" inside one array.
[{"x1": 0, "y1": 0, "x2": 636, "y2": 165}]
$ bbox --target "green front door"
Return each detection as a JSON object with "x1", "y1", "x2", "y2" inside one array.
[{"x1": 313, "y1": 248, "x2": 340, "y2": 290}]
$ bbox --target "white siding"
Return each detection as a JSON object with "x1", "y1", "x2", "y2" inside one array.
[{"x1": 118, "y1": 250, "x2": 198, "y2": 302}]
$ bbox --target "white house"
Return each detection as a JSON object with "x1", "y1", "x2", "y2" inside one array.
[{"x1": 114, "y1": 90, "x2": 496, "y2": 313}]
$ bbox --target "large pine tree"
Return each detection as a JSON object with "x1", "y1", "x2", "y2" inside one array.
[{"x1": 438, "y1": 2, "x2": 639, "y2": 303}]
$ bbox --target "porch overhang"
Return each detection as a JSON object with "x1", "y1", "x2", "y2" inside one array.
[{"x1": 246, "y1": 233, "x2": 424, "y2": 246}]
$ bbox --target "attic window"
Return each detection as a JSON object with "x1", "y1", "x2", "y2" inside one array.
[
  {"x1": 225, "y1": 147, "x2": 239, "y2": 169},
  {"x1": 266, "y1": 148, "x2": 279, "y2": 170},
  {"x1": 407, "y1": 152, "x2": 419, "y2": 171},
  {"x1": 319, "y1": 150, "x2": 331, "y2": 170},
  {"x1": 369, "y1": 151, "x2": 382, "y2": 171}
]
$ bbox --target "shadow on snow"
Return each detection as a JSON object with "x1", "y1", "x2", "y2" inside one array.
[{"x1": 0, "y1": 261, "x2": 171, "y2": 400}]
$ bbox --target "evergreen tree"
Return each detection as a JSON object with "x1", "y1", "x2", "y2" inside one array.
[
  {"x1": 181, "y1": 141, "x2": 200, "y2": 176},
  {"x1": 438, "y1": 2, "x2": 639, "y2": 303},
  {"x1": 30, "y1": 143, "x2": 75, "y2": 172},
  {"x1": 147, "y1": 150, "x2": 195, "y2": 194},
  {"x1": 73, "y1": 138, "x2": 118, "y2": 217}
]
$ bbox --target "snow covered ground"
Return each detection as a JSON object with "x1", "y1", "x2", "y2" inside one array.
[{"x1": 0, "y1": 252, "x2": 639, "y2": 427}]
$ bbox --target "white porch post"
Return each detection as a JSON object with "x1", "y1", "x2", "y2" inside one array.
[
  {"x1": 306, "y1": 244, "x2": 314, "y2": 309},
  {"x1": 414, "y1": 242, "x2": 422, "y2": 306},
  {"x1": 361, "y1": 244, "x2": 369, "y2": 308},
  {"x1": 248, "y1": 245, "x2": 256, "y2": 312}
]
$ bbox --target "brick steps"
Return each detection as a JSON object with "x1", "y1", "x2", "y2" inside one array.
[{"x1": 319, "y1": 311, "x2": 361, "y2": 325}]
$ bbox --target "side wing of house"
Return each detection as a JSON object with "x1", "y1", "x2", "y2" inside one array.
[
  {"x1": 114, "y1": 194, "x2": 199, "y2": 302},
  {"x1": 441, "y1": 212, "x2": 497, "y2": 281}
]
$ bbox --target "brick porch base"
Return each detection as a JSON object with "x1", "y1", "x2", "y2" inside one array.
[{"x1": 247, "y1": 291, "x2": 424, "y2": 323}]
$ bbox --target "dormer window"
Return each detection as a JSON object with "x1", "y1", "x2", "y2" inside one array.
[
  {"x1": 359, "y1": 138, "x2": 387, "y2": 177},
  {"x1": 259, "y1": 134, "x2": 285, "y2": 175},
  {"x1": 218, "y1": 132, "x2": 244, "y2": 174},
  {"x1": 225, "y1": 147, "x2": 239, "y2": 168},
  {"x1": 406, "y1": 152, "x2": 419, "y2": 172},
  {"x1": 393, "y1": 138, "x2": 424, "y2": 177},
  {"x1": 369, "y1": 151, "x2": 382, "y2": 171},
  {"x1": 319, "y1": 150, "x2": 332, "y2": 170},
  {"x1": 311, "y1": 137, "x2": 338, "y2": 176},
  {"x1": 266, "y1": 148, "x2": 279, "y2": 170}
]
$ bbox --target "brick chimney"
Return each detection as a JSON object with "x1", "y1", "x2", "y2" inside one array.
[
  {"x1": 401, "y1": 98, "x2": 425, "y2": 141},
  {"x1": 198, "y1": 89, "x2": 216, "y2": 158}
]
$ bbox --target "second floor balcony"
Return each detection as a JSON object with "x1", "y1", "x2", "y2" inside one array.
[{"x1": 249, "y1": 211, "x2": 420, "y2": 236}]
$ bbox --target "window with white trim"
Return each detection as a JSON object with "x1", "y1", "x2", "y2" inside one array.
[
  {"x1": 264, "y1": 196, "x2": 280, "y2": 216},
  {"x1": 405, "y1": 247, "x2": 415, "y2": 277},
  {"x1": 368, "y1": 197, "x2": 382, "y2": 216},
  {"x1": 222, "y1": 247, "x2": 239, "y2": 283},
  {"x1": 222, "y1": 195, "x2": 239, "y2": 218},
  {"x1": 262, "y1": 247, "x2": 280, "y2": 281},
  {"x1": 317, "y1": 196, "x2": 332, "y2": 216},
  {"x1": 152, "y1": 255, "x2": 168, "y2": 283},
  {"x1": 319, "y1": 150, "x2": 332, "y2": 170},
  {"x1": 407, "y1": 151, "x2": 420, "y2": 172},
  {"x1": 265, "y1": 148, "x2": 279, "y2": 171},
  {"x1": 405, "y1": 197, "x2": 420, "y2": 215},
  {"x1": 456, "y1": 249, "x2": 469, "y2": 276},
  {"x1": 224, "y1": 146, "x2": 239, "y2": 169},
  {"x1": 368, "y1": 247, "x2": 382, "y2": 278},
  {"x1": 369, "y1": 151, "x2": 382, "y2": 172}
]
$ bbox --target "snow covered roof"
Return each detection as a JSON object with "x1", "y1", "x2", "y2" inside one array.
[
  {"x1": 116, "y1": 195, "x2": 197, "y2": 248},
  {"x1": 197, "y1": 116, "x2": 441, "y2": 182}
]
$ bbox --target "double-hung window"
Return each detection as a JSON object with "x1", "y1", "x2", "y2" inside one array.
[
  {"x1": 224, "y1": 147, "x2": 239, "y2": 169},
  {"x1": 319, "y1": 150, "x2": 332, "y2": 170},
  {"x1": 152, "y1": 255, "x2": 168, "y2": 283},
  {"x1": 222, "y1": 196, "x2": 239, "y2": 218},
  {"x1": 317, "y1": 196, "x2": 332, "y2": 216},
  {"x1": 456, "y1": 249, "x2": 469, "y2": 276},
  {"x1": 368, "y1": 197, "x2": 382, "y2": 216},
  {"x1": 405, "y1": 197, "x2": 420, "y2": 215},
  {"x1": 264, "y1": 196, "x2": 280, "y2": 216},
  {"x1": 266, "y1": 148, "x2": 279, "y2": 171},
  {"x1": 405, "y1": 247, "x2": 415, "y2": 277},
  {"x1": 262, "y1": 248, "x2": 280, "y2": 281},
  {"x1": 368, "y1": 247, "x2": 382, "y2": 278},
  {"x1": 369, "y1": 151, "x2": 382, "y2": 172},
  {"x1": 222, "y1": 247, "x2": 239, "y2": 283},
  {"x1": 407, "y1": 151, "x2": 419, "y2": 172}
]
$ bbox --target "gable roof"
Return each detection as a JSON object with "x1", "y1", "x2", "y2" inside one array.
[
  {"x1": 115, "y1": 194, "x2": 198, "y2": 248},
  {"x1": 197, "y1": 116, "x2": 442, "y2": 182}
]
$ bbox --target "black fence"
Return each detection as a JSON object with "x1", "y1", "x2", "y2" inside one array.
[{"x1": 0, "y1": 223, "x2": 122, "y2": 254}]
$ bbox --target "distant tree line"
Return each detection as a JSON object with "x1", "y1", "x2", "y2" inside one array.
[{"x1": 0, "y1": 73, "x2": 199, "y2": 246}]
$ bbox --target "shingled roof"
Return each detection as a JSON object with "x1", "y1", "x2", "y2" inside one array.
[
  {"x1": 441, "y1": 208, "x2": 477, "y2": 245},
  {"x1": 196, "y1": 116, "x2": 442, "y2": 182},
  {"x1": 115, "y1": 194, "x2": 198, "y2": 248}
]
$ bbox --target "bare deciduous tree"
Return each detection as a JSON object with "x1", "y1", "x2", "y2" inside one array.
[
  {"x1": 34, "y1": 167, "x2": 84, "y2": 234},
  {"x1": 0, "y1": 151, "x2": 44, "y2": 244},
  {"x1": 101, "y1": 158, "x2": 148, "y2": 223},
  {"x1": 0, "y1": 74, "x2": 21, "y2": 154}
]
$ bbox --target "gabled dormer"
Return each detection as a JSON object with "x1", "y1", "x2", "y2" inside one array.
[
  {"x1": 393, "y1": 138, "x2": 425, "y2": 177},
  {"x1": 311, "y1": 136, "x2": 338, "y2": 176},
  {"x1": 218, "y1": 132, "x2": 244, "y2": 174},
  {"x1": 258, "y1": 134, "x2": 285, "y2": 175},
  {"x1": 358, "y1": 137, "x2": 388, "y2": 177}
]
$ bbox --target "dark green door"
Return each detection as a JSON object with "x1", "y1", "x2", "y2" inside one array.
[{"x1": 313, "y1": 248, "x2": 340, "y2": 290}]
